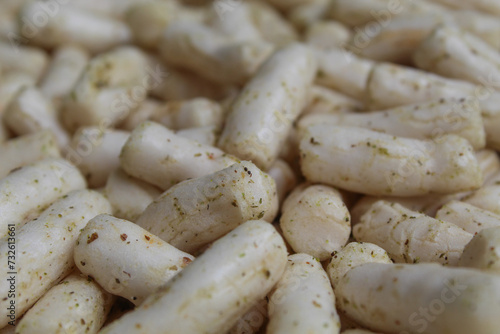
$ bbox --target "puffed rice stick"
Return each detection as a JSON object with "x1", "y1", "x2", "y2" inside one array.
[
  {"x1": 38, "y1": 45, "x2": 90, "y2": 101},
  {"x1": 366, "y1": 62, "x2": 500, "y2": 150},
  {"x1": 0, "y1": 41, "x2": 48, "y2": 81},
  {"x1": 0, "y1": 158, "x2": 86, "y2": 236},
  {"x1": 315, "y1": 48, "x2": 374, "y2": 101},
  {"x1": 67, "y1": 127, "x2": 130, "y2": 188},
  {"x1": 136, "y1": 161, "x2": 278, "y2": 253},
  {"x1": 267, "y1": 253, "x2": 341, "y2": 334},
  {"x1": 459, "y1": 227, "x2": 500, "y2": 275},
  {"x1": 15, "y1": 272, "x2": 114, "y2": 334},
  {"x1": 126, "y1": 1, "x2": 205, "y2": 48},
  {"x1": 3, "y1": 86, "x2": 70, "y2": 148},
  {"x1": 18, "y1": 2, "x2": 131, "y2": 54},
  {"x1": 414, "y1": 25, "x2": 500, "y2": 88},
  {"x1": 326, "y1": 242, "x2": 392, "y2": 288},
  {"x1": 300, "y1": 125, "x2": 482, "y2": 196},
  {"x1": 120, "y1": 121, "x2": 239, "y2": 190},
  {"x1": 104, "y1": 168, "x2": 161, "y2": 222},
  {"x1": 159, "y1": 21, "x2": 274, "y2": 85},
  {"x1": 98, "y1": 220, "x2": 287, "y2": 334},
  {"x1": 280, "y1": 183, "x2": 350, "y2": 261},
  {"x1": 349, "y1": 149, "x2": 500, "y2": 223},
  {"x1": 462, "y1": 184, "x2": 500, "y2": 215},
  {"x1": 150, "y1": 98, "x2": 225, "y2": 131},
  {"x1": 218, "y1": 43, "x2": 317, "y2": 170},
  {"x1": 298, "y1": 98, "x2": 485, "y2": 149},
  {"x1": 436, "y1": 200, "x2": 500, "y2": 235},
  {"x1": 304, "y1": 21, "x2": 352, "y2": 50},
  {"x1": 335, "y1": 262, "x2": 500, "y2": 334},
  {"x1": 354, "y1": 201, "x2": 473, "y2": 265},
  {"x1": 62, "y1": 46, "x2": 152, "y2": 132},
  {"x1": 0, "y1": 190, "x2": 111, "y2": 328},
  {"x1": 0, "y1": 72, "x2": 36, "y2": 115},
  {"x1": 74, "y1": 214, "x2": 194, "y2": 305},
  {"x1": 327, "y1": 0, "x2": 444, "y2": 28}
]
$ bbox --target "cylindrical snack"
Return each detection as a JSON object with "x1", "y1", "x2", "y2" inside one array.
[
  {"x1": 120, "y1": 121, "x2": 239, "y2": 190},
  {"x1": 159, "y1": 21, "x2": 274, "y2": 85},
  {"x1": 350, "y1": 149, "x2": 498, "y2": 224},
  {"x1": 286, "y1": 0, "x2": 330, "y2": 31},
  {"x1": 69, "y1": 0, "x2": 174, "y2": 19},
  {"x1": 0, "y1": 41, "x2": 48, "y2": 81},
  {"x1": 280, "y1": 183, "x2": 351, "y2": 261},
  {"x1": 327, "y1": 0, "x2": 444, "y2": 27},
  {"x1": 0, "y1": 190, "x2": 111, "y2": 328},
  {"x1": 62, "y1": 46, "x2": 151, "y2": 131},
  {"x1": 366, "y1": 62, "x2": 500, "y2": 150},
  {"x1": 267, "y1": 253, "x2": 341, "y2": 334},
  {"x1": 300, "y1": 125, "x2": 482, "y2": 196},
  {"x1": 15, "y1": 272, "x2": 114, "y2": 334},
  {"x1": 207, "y1": 2, "x2": 264, "y2": 42},
  {"x1": 298, "y1": 99, "x2": 485, "y2": 149},
  {"x1": 74, "y1": 214, "x2": 194, "y2": 305},
  {"x1": 0, "y1": 130, "x2": 60, "y2": 179},
  {"x1": 136, "y1": 161, "x2": 278, "y2": 253},
  {"x1": 3, "y1": 86, "x2": 70, "y2": 148},
  {"x1": 315, "y1": 48, "x2": 374, "y2": 101},
  {"x1": 104, "y1": 168, "x2": 161, "y2": 222},
  {"x1": 350, "y1": 192, "x2": 467, "y2": 225},
  {"x1": 67, "y1": 127, "x2": 130, "y2": 188},
  {"x1": 125, "y1": 1, "x2": 204, "y2": 48},
  {"x1": 414, "y1": 25, "x2": 500, "y2": 88},
  {"x1": 0, "y1": 158, "x2": 86, "y2": 235},
  {"x1": 0, "y1": 72, "x2": 36, "y2": 115},
  {"x1": 354, "y1": 201, "x2": 473, "y2": 265},
  {"x1": 335, "y1": 262, "x2": 500, "y2": 334},
  {"x1": 18, "y1": 3, "x2": 131, "y2": 54},
  {"x1": 326, "y1": 242, "x2": 392, "y2": 287},
  {"x1": 450, "y1": 10, "x2": 500, "y2": 49},
  {"x1": 98, "y1": 220, "x2": 287, "y2": 334},
  {"x1": 38, "y1": 45, "x2": 90, "y2": 101},
  {"x1": 151, "y1": 98, "x2": 225, "y2": 131},
  {"x1": 218, "y1": 43, "x2": 317, "y2": 170},
  {"x1": 267, "y1": 159, "x2": 297, "y2": 205},
  {"x1": 459, "y1": 227, "x2": 500, "y2": 275},
  {"x1": 366, "y1": 61, "x2": 470, "y2": 108},
  {"x1": 305, "y1": 21, "x2": 352, "y2": 50},
  {"x1": 347, "y1": 12, "x2": 446, "y2": 63},
  {"x1": 246, "y1": 1, "x2": 298, "y2": 47},
  {"x1": 436, "y1": 200, "x2": 500, "y2": 235},
  {"x1": 462, "y1": 184, "x2": 500, "y2": 215}
]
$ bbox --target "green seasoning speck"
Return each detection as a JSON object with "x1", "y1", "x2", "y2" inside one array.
[{"x1": 378, "y1": 147, "x2": 389, "y2": 155}]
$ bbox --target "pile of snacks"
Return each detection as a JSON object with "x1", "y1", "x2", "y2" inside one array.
[{"x1": 1, "y1": 0, "x2": 500, "y2": 333}]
